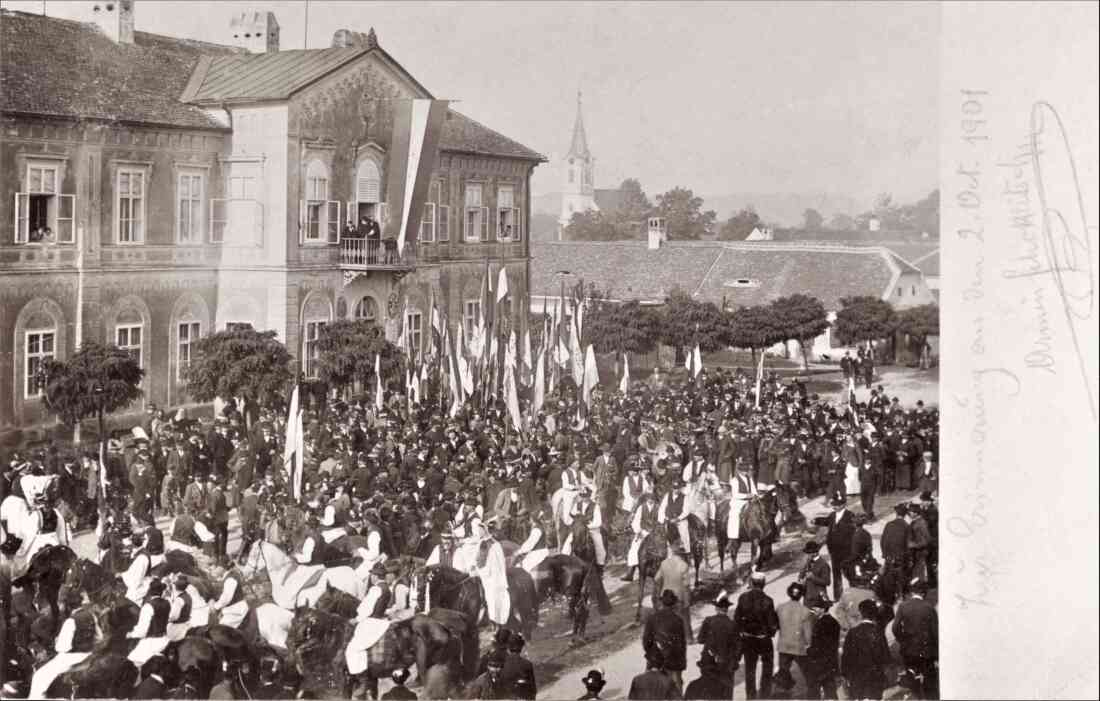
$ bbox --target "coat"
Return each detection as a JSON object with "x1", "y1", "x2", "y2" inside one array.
[
  {"x1": 683, "y1": 670, "x2": 732, "y2": 700},
  {"x1": 802, "y1": 556, "x2": 831, "y2": 603},
  {"x1": 776, "y1": 600, "x2": 815, "y2": 655},
  {"x1": 628, "y1": 670, "x2": 683, "y2": 700},
  {"x1": 806, "y1": 613, "x2": 840, "y2": 678},
  {"x1": 892, "y1": 597, "x2": 938, "y2": 660},
  {"x1": 697, "y1": 612, "x2": 739, "y2": 670},
  {"x1": 643, "y1": 607, "x2": 688, "y2": 672},
  {"x1": 823, "y1": 509, "x2": 856, "y2": 562},
  {"x1": 653, "y1": 554, "x2": 691, "y2": 609},
  {"x1": 880, "y1": 518, "x2": 909, "y2": 562},
  {"x1": 499, "y1": 653, "x2": 537, "y2": 700},
  {"x1": 733, "y1": 588, "x2": 779, "y2": 638},
  {"x1": 841, "y1": 621, "x2": 891, "y2": 690}
]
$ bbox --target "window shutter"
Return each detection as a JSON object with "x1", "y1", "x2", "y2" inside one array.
[
  {"x1": 14, "y1": 192, "x2": 29, "y2": 243},
  {"x1": 299, "y1": 199, "x2": 306, "y2": 244},
  {"x1": 357, "y1": 176, "x2": 380, "y2": 203},
  {"x1": 57, "y1": 195, "x2": 76, "y2": 243},
  {"x1": 439, "y1": 205, "x2": 450, "y2": 242},
  {"x1": 210, "y1": 199, "x2": 226, "y2": 243},
  {"x1": 513, "y1": 207, "x2": 522, "y2": 243},
  {"x1": 480, "y1": 206, "x2": 489, "y2": 241},
  {"x1": 327, "y1": 201, "x2": 341, "y2": 243},
  {"x1": 421, "y1": 203, "x2": 435, "y2": 243},
  {"x1": 346, "y1": 201, "x2": 355, "y2": 230}
]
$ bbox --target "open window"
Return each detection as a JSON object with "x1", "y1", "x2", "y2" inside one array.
[{"x1": 14, "y1": 163, "x2": 75, "y2": 244}]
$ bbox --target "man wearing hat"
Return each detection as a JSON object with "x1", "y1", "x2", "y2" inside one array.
[
  {"x1": 28, "y1": 586, "x2": 99, "y2": 699},
  {"x1": 726, "y1": 459, "x2": 759, "y2": 546},
  {"x1": 657, "y1": 478, "x2": 691, "y2": 555},
  {"x1": 734, "y1": 572, "x2": 779, "y2": 700},
  {"x1": 841, "y1": 599, "x2": 891, "y2": 700},
  {"x1": 629, "y1": 647, "x2": 680, "y2": 700},
  {"x1": 381, "y1": 668, "x2": 417, "y2": 701},
  {"x1": 620, "y1": 459, "x2": 652, "y2": 517},
  {"x1": 204, "y1": 473, "x2": 230, "y2": 564},
  {"x1": 345, "y1": 561, "x2": 397, "y2": 698},
  {"x1": 812, "y1": 496, "x2": 855, "y2": 600},
  {"x1": 697, "y1": 591, "x2": 738, "y2": 683},
  {"x1": 653, "y1": 542, "x2": 693, "y2": 644},
  {"x1": 563, "y1": 487, "x2": 607, "y2": 571},
  {"x1": 799, "y1": 541, "x2": 831, "y2": 604},
  {"x1": 804, "y1": 595, "x2": 840, "y2": 699},
  {"x1": 466, "y1": 649, "x2": 509, "y2": 700},
  {"x1": 642, "y1": 589, "x2": 689, "y2": 692},
  {"x1": 578, "y1": 669, "x2": 606, "y2": 700},
  {"x1": 165, "y1": 574, "x2": 196, "y2": 642},
  {"x1": 623, "y1": 491, "x2": 660, "y2": 582},
  {"x1": 905, "y1": 503, "x2": 932, "y2": 583},
  {"x1": 892, "y1": 579, "x2": 938, "y2": 699},
  {"x1": 593, "y1": 443, "x2": 619, "y2": 520},
  {"x1": 127, "y1": 577, "x2": 172, "y2": 666},
  {"x1": 775, "y1": 581, "x2": 814, "y2": 693},
  {"x1": 499, "y1": 631, "x2": 537, "y2": 700},
  {"x1": 122, "y1": 525, "x2": 166, "y2": 603}
]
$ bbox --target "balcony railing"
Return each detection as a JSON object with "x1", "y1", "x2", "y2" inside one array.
[{"x1": 339, "y1": 238, "x2": 416, "y2": 270}]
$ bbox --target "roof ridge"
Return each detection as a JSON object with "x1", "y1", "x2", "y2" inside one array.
[{"x1": 134, "y1": 29, "x2": 244, "y2": 53}]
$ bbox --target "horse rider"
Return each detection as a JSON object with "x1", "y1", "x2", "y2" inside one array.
[
  {"x1": 563, "y1": 487, "x2": 606, "y2": 573},
  {"x1": 354, "y1": 508, "x2": 388, "y2": 583},
  {"x1": 166, "y1": 574, "x2": 195, "y2": 642},
  {"x1": 620, "y1": 459, "x2": 652, "y2": 517},
  {"x1": 552, "y1": 459, "x2": 584, "y2": 529},
  {"x1": 123, "y1": 526, "x2": 166, "y2": 603},
  {"x1": 513, "y1": 509, "x2": 550, "y2": 574},
  {"x1": 29, "y1": 586, "x2": 99, "y2": 699},
  {"x1": 464, "y1": 514, "x2": 511, "y2": 626},
  {"x1": 658, "y1": 478, "x2": 692, "y2": 554},
  {"x1": 347, "y1": 561, "x2": 410, "y2": 699},
  {"x1": 211, "y1": 563, "x2": 249, "y2": 629},
  {"x1": 127, "y1": 577, "x2": 172, "y2": 666},
  {"x1": 623, "y1": 491, "x2": 660, "y2": 582},
  {"x1": 727, "y1": 459, "x2": 759, "y2": 543},
  {"x1": 20, "y1": 477, "x2": 70, "y2": 568},
  {"x1": 294, "y1": 511, "x2": 327, "y2": 565}
]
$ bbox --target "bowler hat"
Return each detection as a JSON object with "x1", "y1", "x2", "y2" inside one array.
[
  {"x1": 660, "y1": 589, "x2": 679, "y2": 607},
  {"x1": 803, "y1": 541, "x2": 821, "y2": 554}
]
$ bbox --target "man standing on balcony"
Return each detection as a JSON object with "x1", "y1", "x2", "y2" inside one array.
[{"x1": 361, "y1": 215, "x2": 381, "y2": 265}]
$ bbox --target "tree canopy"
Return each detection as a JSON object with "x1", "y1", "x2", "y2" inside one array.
[
  {"x1": 184, "y1": 327, "x2": 293, "y2": 412},
  {"x1": 769, "y1": 294, "x2": 830, "y2": 369},
  {"x1": 658, "y1": 288, "x2": 728, "y2": 359},
  {"x1": 313, "y1": 319, "x2": 403, "y2": 396},
  {"x1": 616, "y1": 178, "x2": 652, "y2": 223},
  {"x1": 563, "y1": 209, "x2": 620, "y2": 242},
  {"x1": 582, "y1": 300, "x2": 661, "y2": 356},
  {"x1": 726, "y1": 304, "x2": 785, "y2": 360},
  {"x1": 655, "y1": 187, "x2": 717, "y2": 240},
  {"x1": 802, "y1": 208, "x2": 824, "y2": 231},
  {"x1": 833, "y1": 296, "x2": 898, "y2": 346},
  {"x1": 895, "y1": 303, "x2": 939, "y2": 343},
  {"x1": 718, "y1": 207, "x2": 762, "y2": 241},
  {"x1": 39, "y1": 341, "x2": 144, "y2": 427}
]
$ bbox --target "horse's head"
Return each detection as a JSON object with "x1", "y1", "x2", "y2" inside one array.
[{"x1": 287, "y1": 607, "x2": 343, "y2": 673}]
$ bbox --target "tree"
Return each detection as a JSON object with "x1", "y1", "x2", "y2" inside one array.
[
  {"x1": 910, "y1": 189, "x2": 940, "y2": 237},
  {"x1": 184, "y1": 327, "x2": 293, "y2": 424},
  {"x1": 828, "y1": 212, "x2": 856, "y2": 231},
  {"x1": 833, "y1": 296, "x2": 898, "y2": 350},
  {"x1": 802, "y1": 208, "x2": 824, "y2": 231},
  {"x1": 895, "y1": 303, "x2": 939, "y2": 368},
  {"x1": 563, "y1": 209, "x2": 620, "y2": 242},
  {"x1": 616, "y1": 178, "x2": 652, "y2": 223},
  {"x1": 727, "y1": 304, "x2": 785, "y2": 365},
  {"x1": 768, "y1": 294, "x2": 830, "y2": 370},
  {"x1": 313, "y1": 319, "x2": 403, "y2": 399},
  {"x1": 658, "y1": 288, "x2": 728, "y2": 362},
  {"x1": 718, "y1": 206, "x2": 761, "y2": 241},
  {"x1": 582, "y1": 300, "x2": 661, "y2": 356},
  {"x1": 40, "y1": 340, "x2": 144, "y2": 430},
  {"x1": 655, "y1": 187, "x2": 717, "y2": 240}
]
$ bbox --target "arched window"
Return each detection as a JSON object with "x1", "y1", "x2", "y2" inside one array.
[
  {"x1": 301, "y1": 292, "x2": 333, "y2": 379},
  {"x1": 354, "y1": 296, "x2": 378, "y2": 322},
  {"x1": 14, "y1": 298, "x2": 66, "y2": 401}
]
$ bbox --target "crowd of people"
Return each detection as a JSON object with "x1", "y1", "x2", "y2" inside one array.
[{"x1": 0, "y1": 360, "x2": 939, "y2": 699}]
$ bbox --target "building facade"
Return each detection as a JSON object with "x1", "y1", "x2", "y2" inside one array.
[{"x1": 0, "y1": 5, "x2": 544, "y2": 440}]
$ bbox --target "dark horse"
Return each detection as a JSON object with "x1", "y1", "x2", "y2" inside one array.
[
  {"x1": 528, "y1": 553, "x2": 611, "y2": 639},
  {"x1": 11, "y1": 544, "x2": 76, "y2": 624},
  {"x1": 286, "y1": 606, "x2": 465, "y2": 700},
  {"x1": 713, "y1": 484, "x2": 805, "y2": 584}
]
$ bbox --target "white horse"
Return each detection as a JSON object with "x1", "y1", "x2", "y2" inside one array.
[{"x1": 245, "y1": 541, "x2": 368, "y2": 609}]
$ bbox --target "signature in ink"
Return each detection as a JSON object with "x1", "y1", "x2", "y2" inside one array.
[{"x1": 1029, "y1": 101, "x2": 1098, "y2": 420}]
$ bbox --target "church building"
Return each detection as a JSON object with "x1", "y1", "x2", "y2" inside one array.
[{"x1": 0, "y1": 3, "x2": 545, "y2": 441}]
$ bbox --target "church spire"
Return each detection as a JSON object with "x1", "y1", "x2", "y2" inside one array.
[{"x1": 567, "y1": 90, "x2": 591, "y2": 160}]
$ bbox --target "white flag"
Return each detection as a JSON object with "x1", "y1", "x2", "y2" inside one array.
[
  {"x1": 496, "y1": 266, "x2": 510, "y2": 305},
  {"x1": 582, "y1": 344, "x2": 599, "y2": 406},
  {"x1": 693, "y1": 344, "x2": 703, "y2": 378},
  {"x1": 570, "y1": 319, "x2": 584, "y2": 386},
  {"x1": 532, "y1": 349, "x2": 546, "y2": 416},
  {"x1": 292, "y1": 408, "x2": 304, "y2": 502},
  {"x1": 619, "y1": 353, "x2": 630, "y2": 394},
  {"x1": 375, "y1": 354, "x2": 383, "y2": 411},
  {"x1": 754, "y1": 350, "x2": 766, "y2": 409},
  {"x1": 283, "y1": 384, "x2": 299, "y2": 471}
]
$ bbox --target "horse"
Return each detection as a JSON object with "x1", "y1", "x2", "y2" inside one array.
[
  {"x1": 711, "y1": 485, "x2": 803, "y2": 584},
  {"x1": 415, "y1": 565, "x2": 484, "y2": 680},
  {"x1": 10, "y1": 543, "x2": 76, "y2": 624},
  {"x1": 286, "y1": 606, "x2": 463, "y2": 700},
  {"x1": 528, "y1": 553, "x2": 611, "y2": 639},
  {"x1": 252, "y1": 540, "x2": 368, "y2": 608}
]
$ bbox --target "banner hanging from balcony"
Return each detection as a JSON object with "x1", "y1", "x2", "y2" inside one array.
[{"x1": 386, "y1": 98, "x2": 450, "y2": 256}]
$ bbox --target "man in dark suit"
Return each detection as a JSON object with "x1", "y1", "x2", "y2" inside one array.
[
  {"x1": 841, "y1": 600, "x2": 891, "y2": 699},
  {"x1": 498, "y1": 632, "x2": 537, "y2": 700},
  {"x1": 642, "y1": 589, "x2": 689, "y2": 692},
  {"x1": 628, "y1": 648, "x2": 682, "y2": 701},
  {"x1": 845, "y1": 514, "x2": 874, "y2": 579},
  {"x1": 800, "y1": 540, "x2": 832, "y2": 604},
  {"x1": 814, "y1": 497, "x2": 855, "y2": 600},
  {"x1": 204, "y1": 474, "x2": 230, "y2": 564},
  {"x1": 683, "y1": 649, "x2": 733, "y2": 701},
  {"x1": 733, "y1": 571, "x2": 779, "y2": 700},
  {"x1": 892, "y1": 580, "x2": 938, "y2": 699},
  {"x1": 858, "y1": 452, "x2": 880, "y2": 520},
  {"x1": 696, "y1": 591, "x2": 738, "y2": 683},
  {"x1": 132, "y1": 655, "x2": 170, "y2": 699},
  {"x1": 805, "y1": 596, "x2": 840, "y2": 700},
  {"x1": 880, "y1": 503, "x2": 911, "y2": 591}
]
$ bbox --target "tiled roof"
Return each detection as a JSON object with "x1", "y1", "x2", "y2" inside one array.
[
  {"x1": 1, "y1": 10, "x2": 240, "y2": 129},
  {"x1": 182, "y1": 47, "x2": 370, "y2": 104},
  {"x1": 439, "y1": 111, "x2": 546, "y2": 162},
  {"x1": 885, "y1": 243, "x2": 940, "y2": 277},
  {"x1": 531, "y1": 241, "x2": 902, "y2": 310}
]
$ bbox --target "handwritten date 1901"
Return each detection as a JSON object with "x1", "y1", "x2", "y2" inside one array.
[{"x1": 957, "y1": 90, "x2": 989, "y2": 242}]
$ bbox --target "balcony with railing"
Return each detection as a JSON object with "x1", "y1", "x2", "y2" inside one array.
[{"x1": 338, "y1": 238, "x2": 417, "y2": 270}]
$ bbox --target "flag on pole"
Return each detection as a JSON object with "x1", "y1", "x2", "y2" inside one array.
[
  {"x1": 292, "y1": 408, "x2": 304, "y2": 502},
  {"x1": 385, "y1": 98, "x2": 450, "y2": 256},
  {"x1": 496, "y1": 266, "x2": 510, "y2": 305},
  {"x1": 692, "y1": 344, "x2": 703, "y2": 379},
  {"x1": 521, "y1": 328, "x2": 533, "y2": 386},
  {"x1": 582, "y1": 344, "x2": 599, "y2": 406},
  {"x1": 532, "y1": 348, "x2": 546, "y2": 416},
  {"x1": 375, "y1": 354, "x2": 384, "y2": 411},
  {"x1": 284, "y1": 384, "x2": 303, "y2": 502},
  {"x1": 283, "y1": 384, "x2": 299, "y2": 471},
  {"x1": 570, "y1": 312, "x2": 584, "y2": 386},
  {"x1": 754, "y1": 350, "x2": 765, "y2": 409},
  {"x1": 619, "y1": 353, "x2": 630, "y2": 394},
  {"x1": 504, "y1": 331, "x2": 522, "y2": 430}
]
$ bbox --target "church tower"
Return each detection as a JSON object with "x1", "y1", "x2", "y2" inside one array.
[{"x1": 558, "y1": 91, "x2": 597, "y2": 239}]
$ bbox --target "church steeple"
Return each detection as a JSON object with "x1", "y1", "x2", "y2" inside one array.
[{"x1": 567, "y1": 91, "x2": 591, "y2": 160}]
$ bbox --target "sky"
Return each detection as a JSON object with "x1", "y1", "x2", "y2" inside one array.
[{"x1": 6, "y1": 1, "x2": 939, "y2": 212}]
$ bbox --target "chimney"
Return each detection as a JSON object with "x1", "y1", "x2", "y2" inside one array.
[
  {"x1": 331, "y1": 28, "x2": 378, "y2": 48},
  {"x1": 647, "y1": 217, "x2": 666, "y2": 250},
  {"x1": 91, "y1": 0, "x2": 135, "y2": 44},
  {"x1": 230, "y1": 11, "x2": 279, "y2": 53}
]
